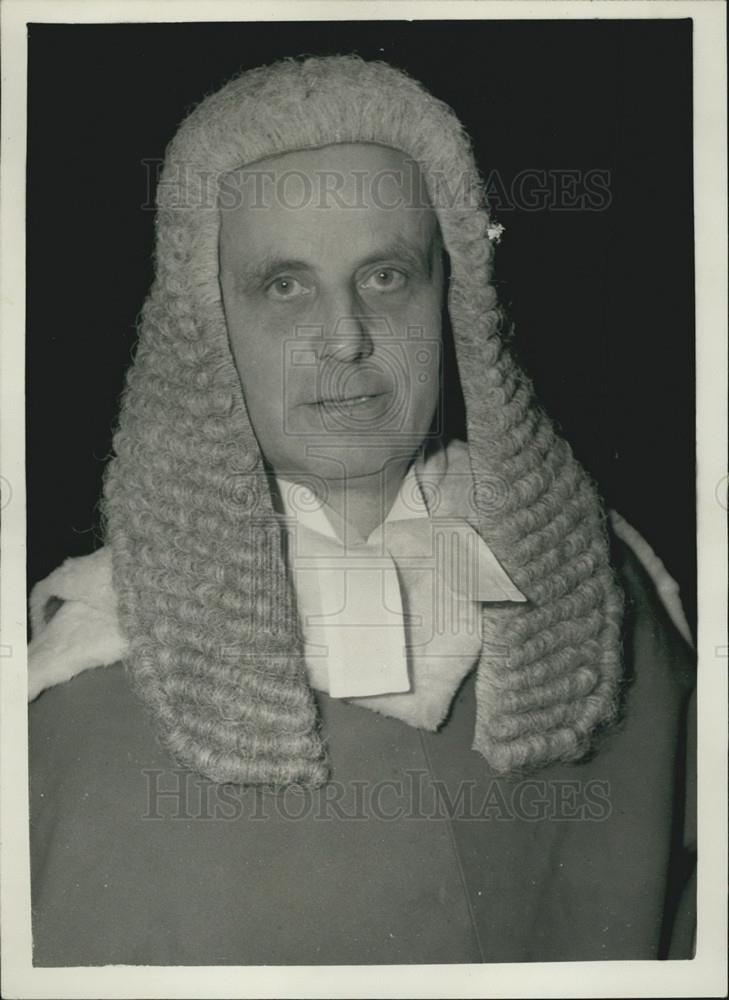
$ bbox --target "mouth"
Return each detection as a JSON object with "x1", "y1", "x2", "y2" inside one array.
[
  {"x1": 315, "y1": 391, "x2": 390, "y2": 407},
  {"x1": 301, "y1": 387, "x2": 392, "y2": 409}
]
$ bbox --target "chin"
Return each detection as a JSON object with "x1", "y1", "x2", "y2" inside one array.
[{"x1": 283, "y1": 442, "x2": 416, "y2": 485}]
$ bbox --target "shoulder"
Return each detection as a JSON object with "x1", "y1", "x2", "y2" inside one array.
[
  {"x1": 608, "y1": 510, "x2": 695, "y2": 696},
  {"x1": 609, "y1": 510, "x2": 694, "y2": 647},
  {"x1": 602, "y1": 511, "x2": 695, "y2": 799}
]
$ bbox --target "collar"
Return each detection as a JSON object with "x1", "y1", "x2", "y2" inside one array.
[
  {"x1": 275, "y1": 458, "x2": 429, "y2": 543},
  {"x1": 272, "y1": 442, "x2": 526, "y2": 723}
]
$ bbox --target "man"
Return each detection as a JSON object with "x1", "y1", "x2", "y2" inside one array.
[{"x1": 28, "y1": 55, "x2": 695, "y2": 964}]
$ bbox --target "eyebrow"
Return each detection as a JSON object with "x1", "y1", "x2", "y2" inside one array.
[{"x1": 234, "y1": 230, "x2": 440, "y2": 292}]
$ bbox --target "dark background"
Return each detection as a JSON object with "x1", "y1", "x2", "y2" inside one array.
[{"x1": 26, "y1": 19, "x2": 696, "y2": 634}]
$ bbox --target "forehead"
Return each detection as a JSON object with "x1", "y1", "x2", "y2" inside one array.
[{"x1": 218, "y1": 143, "x2": 438, "y2": 265}]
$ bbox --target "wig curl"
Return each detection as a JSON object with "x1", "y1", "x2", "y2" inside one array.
[{"x1": 103, "y1": 55, "x2": 624, "y2": 786}]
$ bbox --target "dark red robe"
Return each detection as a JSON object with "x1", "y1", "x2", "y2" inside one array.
[{"x1": 28, "y1": 537, "x2": 695, "y2": 965}]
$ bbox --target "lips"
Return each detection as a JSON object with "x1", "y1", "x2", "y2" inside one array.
[
  {"x1": 316, "y1": 390, "x2": 390, "y2": 405},
  {"x1": 302, "y1": 377, "x2": 393, "y2": 407}
]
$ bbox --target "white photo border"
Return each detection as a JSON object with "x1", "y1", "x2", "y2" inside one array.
[{"x1": 2, "y1": 2, "x2": 726, "y2": 998}]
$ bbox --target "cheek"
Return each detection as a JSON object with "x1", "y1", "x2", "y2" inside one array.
[
  {"x1": 224, "y1": 322, "x2": 286, "y2": 430},
  {"x1": 400, "y1": 293, "x2": 442, "y2": 411},
  {"x1": 409, "y1": 347, "x2": 441, "y2": 416},
  {"x1": 381, "y1": 285, "x2": 443, "y2": 354},
  {"x1": 224, "y1": 295, "x2": 282, "y2": 380}
]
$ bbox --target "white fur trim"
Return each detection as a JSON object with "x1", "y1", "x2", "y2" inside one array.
[
  {"x1": 609, "y1": 510, "x2": 694, "y2": 648},
  {"x1": 28, "y1": 548, "x2": 127, "y2": 701},
  {"x1": 28, "y1": 601, "x2": 128, "y2": 701},
  {"x1": 29, "y1": 547, "x2": 117, "y2": 633}
]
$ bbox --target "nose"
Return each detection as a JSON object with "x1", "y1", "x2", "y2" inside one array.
[{"x1": 318, "y1": 288, "x2": 375, "y2": 364}]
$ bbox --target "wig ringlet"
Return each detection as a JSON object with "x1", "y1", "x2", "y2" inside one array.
[{"x1": 103, "y1": 55, "x2": 624, "y2": 787}]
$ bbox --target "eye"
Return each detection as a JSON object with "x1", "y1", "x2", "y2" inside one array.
[
  {"x1": 265, "y1": 276, "x2": 310, "y2": 301},
  {"x1": 359, "y1": 267, "x2": 408, "y2": 293}
]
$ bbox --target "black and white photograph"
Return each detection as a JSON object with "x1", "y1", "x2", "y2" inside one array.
[{"x1": 1, "y1": 1, "x2": 726, "y2": 997}]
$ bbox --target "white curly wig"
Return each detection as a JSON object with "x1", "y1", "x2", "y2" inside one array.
[{"x1": 102, "y1": 55, "x2": 624, "y2": 787}]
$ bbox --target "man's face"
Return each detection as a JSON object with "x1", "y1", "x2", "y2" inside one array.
[{"x1": 219, "y1": 143, "x2": 444, "y2": 487}]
